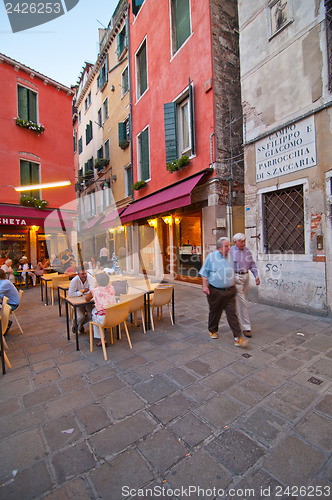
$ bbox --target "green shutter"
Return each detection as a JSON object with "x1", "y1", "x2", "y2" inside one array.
[
  {"x1": 17, "y1": 86, "x2": 28, "y2": 120},
  {"x1": 164, "y1": 102, "x2": 178, "y2": 164},
  {"x1": 189, "y1": 81, "x2": 195, "y2": 155},
  {"x1": 174, "y1": 0, "x2": 191, "y2": 50},
  {"x1": 140, "y1": 128, "x2": 150, "y2": 181},
  {"x1": 20, "y1": 160, "x2": 39, "y2": 198},
  {"x1": 118, "y1": 122, "x2": 127, "y2": 145},
  {"x1": 132, "y1": 0, "x2": 144, "y2": 16},
  {"x1": 29, "y1": 90, "x2": 37, "y2": 123},
  {"x1": 20, "y1": 160, "x2": 30, "y2": 186},
  {"x1": 138, "y1": 43, "x2": 147, "y2": 95},
  {"x1": 104, "y1": 140, "x2": 110, "y2": 160}
]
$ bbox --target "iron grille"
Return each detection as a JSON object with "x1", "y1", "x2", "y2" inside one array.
[
  {"x1": 326, "y1": 0, "x2": 332, "y2": 91},
  {"x1": 263, "y1": 185, "x2": 304, "y2": 254}
]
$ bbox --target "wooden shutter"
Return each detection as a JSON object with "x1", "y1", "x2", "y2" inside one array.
[
  {"x1": 17, "y1": 86, "x2": 28, "y2": 121},
  {"x1": 118, "y1": 122, "x2": 127, "y2": 145},
  {"x1": 164, "y1": 102, "x2": 178, "y2": 164},
  {"x1": 140, "y1": 129, "x2": 150, "y2": 181},
  {"x1": 189, "y1": 81, "x2": 195, "y2": 155}
]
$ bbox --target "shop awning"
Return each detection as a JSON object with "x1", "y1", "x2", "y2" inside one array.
[
  {"x1": 0, "y1": 204, "x2": 74, "y2": 229},
  {"x1": 121, "y1": 173, "x2": 205, "y2": 223}
]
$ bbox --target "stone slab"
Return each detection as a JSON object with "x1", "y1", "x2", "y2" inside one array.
[
  {"x1": 0, "y1": 460, "x2": 53, "y2": 500},
  {"x1": 149, "y1": 391, "x2": 194, "y2": 424},
  {"x1": 138, "y1": 428, "x2": 188, "y2": 472},
  {"x1": 75, "y1": 403, "x2": 111, "y2": 435},
  {"x1": 52, "y1": 442, "x2": 96, "y2": 484},
  {"x1": 134, "y1": 374, "x2": 178, "y2": 403},
  {"x1": 169, "y1": 411, "x2": 213, "y2": 447},
  {"x1": 43, "y1": 415, "x2": 82, "y2": 451},
  {"x1": 196, "y1": 394, "x2": 245, "y2": 429},
  {"x1": 102, "y1": 386, "x2": 145, "y2": 419},
  {"x1": 293, "y1": 411, "x2": 332, "y2": 451}
]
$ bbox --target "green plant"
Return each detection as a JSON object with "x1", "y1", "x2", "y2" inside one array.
[
  {"x1": 20, "y1": 195, "x2": 49, "y2": 210},
  {"x1": 132, "y1": 180, "x2": 147, "y2": 190},
  {"x1": 166, "y1": 155, "x2": 190, "y2": 173},
  {"x1": 119, "y1": 138, "x2": 130, "y2": 150},
  {"x1": 15, "y1": 117, "x2": 45, "y2": 134},
  {"x1": 95, "y1": 158, "x2": 109, "y2": 171}
]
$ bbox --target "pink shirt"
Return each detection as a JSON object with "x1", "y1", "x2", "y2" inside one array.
[{"x1": 92, "y1": 285, "x2": 116, "y2": 315}]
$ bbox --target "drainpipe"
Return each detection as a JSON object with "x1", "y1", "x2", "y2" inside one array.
[
  {"x1": 126, "y1": 6, "x2": 134, "y2": 202},
  {"x1": 209, "y1": 132, "x2": 215, "y2": 167}
]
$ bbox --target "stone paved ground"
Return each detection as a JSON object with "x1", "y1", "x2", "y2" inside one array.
[{"x1": 0, "y1": 283, "x2": 331, "y2": 500}]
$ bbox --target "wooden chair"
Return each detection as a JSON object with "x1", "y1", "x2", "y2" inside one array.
[
  {"x1": 47, "y1": 274, "x2": 67, "y2": 306},
  {"x1": 119, "y1": 293, "x2": 146, "y2": 334},
  {"x1": 58, "y1": 281, "x2": 71, "y2": 316},
  {"x1": 89, "y1": 302, "x2": 131, "y2": 361},
  {"x1": 1, "y1": 302, "x2": 12, "y2": 369},
  {"x1": 0, "y1": 296, "x2": 9, "y2": 315},
  {"x1": 149, "y1": 286, "x2": 174, "y2": 331},
  {"x1": 11, "y1": 289, "x2": 24, "y2": 334}
]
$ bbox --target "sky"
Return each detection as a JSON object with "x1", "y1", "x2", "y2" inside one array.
[{"x1": 0, "y1": 0, "x2": 120, "y2": 87}]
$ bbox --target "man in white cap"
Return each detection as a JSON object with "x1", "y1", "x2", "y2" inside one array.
[
  {"x1": 20, "y1": 256, "x2": 36, "y2": 286},
  {"x1": 230, "y1": 233, "x2": 260, "y2": 338}
]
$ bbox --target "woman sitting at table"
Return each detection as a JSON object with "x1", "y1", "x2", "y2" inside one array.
[
  {"x1": 34, "y1": 257, "x2": 48, "y2": 277},
  {"x1": 88, "y1": 255, "x2": 101, "y2": 273},
  {"x1": 85, "y1": 272, "x2": 115, "y2": 346}
]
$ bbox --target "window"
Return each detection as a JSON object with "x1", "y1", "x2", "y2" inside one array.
[
  {"x1": 73, "y1": 129, "x2": 77, "y2": 153},
  {"x1": 78, "y1": 137, "x2": 83, "y2": 155},
  {"x1": 132, "y1": 0, "x2": 143, "y2": 16},
  {"x1": 263, "y1": 185, "x2": 304, "y2": 254},
  {"x1": 124, "y1": 164, "x2": 132, "y2": 197},
  {"x1": 97, "y1": 108, "x2": 102, "y2": 128},
  {"x1": 121, "y1": 66, "x2": 129, "y2": 97},
  {"x1": 164, "y1": 83, "x2": 195, "y2": 163},
  {"x1": 117, "y1": 25, "x2": 128, "y2": 59},
  {"x1": 85, "y1": 120, "x2": 93, "y2": 145},
  {"x1": 97, "y1": 146, "x2": 103, "y2": 160},
  {"x1": 136, "y1": 39, "x2": 148, "y2": 99},
  {"x1": 137, "y1": 127, "x2": 150, "y2": 181},
  {"x1": 98, "y1": 57, "x2": 108, "y2": 89},
  {"x1": 171, "y1": 0, "x2": 191, "y2": 54},
  {"x1": 118, "y1": 116, "x2": 130, "y2": 148},
  {"x1": 326, "y1": 0, "x2": 332, "y2": 91},
  {"x1": 78, "y1": 111, "x2": 81, "y2": 122},
  {"x1": 84, "y1": 91, "x2": 92, "y2": 111},
  {"x1": 89, "y1": 191, "x2": 96, "y2": 217},
  {"x1": 17, "y1": 85, "x2": 37, "y2": 122},
  {"x1": 104, "y1": 139, "x2": 110, "y2": 161},
  {"x1": 20, "y1": 160, "x2": 39, "y2": 198},
  {"x1": 84, "y1": 157, "x2": 94, "y2": 179},
  {"x1": 103, "y1": 97, "x2": 108, "y2": 122}
]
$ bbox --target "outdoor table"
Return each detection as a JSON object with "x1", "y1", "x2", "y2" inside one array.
[
  {"x1": 16, "y1": 269, "x2": 36, "y2": 289},
  {"x1": 41, "y1": 273, "x2": 75, "y2": 305},
  {"x1": 57, "y1": 282, "x2": 70, "y2": 317},
  {"x1": 64, "y1": 295, "x2": 94, "y2": 351}
]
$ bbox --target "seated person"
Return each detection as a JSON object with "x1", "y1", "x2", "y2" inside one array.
[
  {"x1": 0, "y1": 269, "x2": 20, "y2": 334},
  {"x1": 68, "y1": 267, "x2": 95, "y2": 334},
  {"x1": 61, "y1": 248, "x2": 73, "y2": 271},
  {"x1": 88, "y1": 256, "x2": 101, "y2": 273},
  {"x1": 19, "y1": 256, "x2": 36, "y2": 286},
  {"x1": 85, "y1": 272, "x2": 116, "y2": 346},
  {"x1": 64, "y1": 259, "x2": 77, "y2": 275},
  {"x1": 50, "y1": 254, "x2": 61, "y2": 269},
  {"x1": 1, "y1": 259, "x2": 15, "y2": 283},
  {"x1": 34, "y1": 258, "x2": 48, "y2": 277}
]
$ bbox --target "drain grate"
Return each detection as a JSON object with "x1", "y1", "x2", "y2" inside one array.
[
  {"x1": 242, "y1": 353, "x2": 252, "y2": 359},
  {"x1": 308, "y1": 376, "x2": 323, "y2": 385}
]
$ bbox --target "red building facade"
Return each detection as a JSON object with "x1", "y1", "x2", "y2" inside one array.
[
  {"x1": 122, "y1": 0, "x2": 244, "y2": 281},
  {"x1": 0, "y1": 53, "x2": 76, "y2": 266}
]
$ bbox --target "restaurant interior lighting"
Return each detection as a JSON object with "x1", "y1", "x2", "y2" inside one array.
[
  {"x1": 147, "y1": 219, "x2": 157, "y2": 228},
  {"x1": 162, "y1": 216, "x2": 172, "y2": 225},
  {"x1": 14, "y1": 181, "x2": 71, "y2": 192}
]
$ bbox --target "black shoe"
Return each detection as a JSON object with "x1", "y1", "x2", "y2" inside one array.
[
  {"x1": 4, "y1": 320, "x2": 12, "y2": 336},
  {"x1": 243, "y1": 330, "x2": 252, "y2": 338},
  {"x1": 72, "y1": 325, "x2": 76, "y2": 334},
  {"x1": 79, "y1": 326, "x2": 85, "y2": 334}
]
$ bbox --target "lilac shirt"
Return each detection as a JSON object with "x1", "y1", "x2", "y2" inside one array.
[{"x1": 229, "y1": 245, "x2": 258, "y2": 278}]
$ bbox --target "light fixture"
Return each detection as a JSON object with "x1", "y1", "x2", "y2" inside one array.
[
  {"x1": 162, "y1": 216, "x2": 172, "y2": 225},
  {"x1": 174, "y1": 216, "x2": 181, "y2": 225},
  {"x1": 15, "y1": 181, "x2": 71, "y2": 192},
  {"x1": 147, "y1": 219, "x2": 157, "y2": 228},
  {"x1": 117, "y1": 226, "x2": 125, "y2": 232},
  {"x1": 31, "y1": 225, "x2": 40, "y2": 231}
]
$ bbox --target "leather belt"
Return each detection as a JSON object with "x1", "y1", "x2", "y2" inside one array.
[{"x1": 235, "y1": 271, "x2": 248, "y2": 274}]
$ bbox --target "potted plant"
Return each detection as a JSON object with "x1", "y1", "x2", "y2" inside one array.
[
  {"x1": 20, "y1": 195, "x2": 49, "y2": 210},
  {"x1": 119, "y1": 138, "x2": 130, "y2": 150},
  {"x1": 95, "y1": 158, "x2": 109, "y2": 172},
  {"x1": 166, "y1": 155, "x2": 190, "y2": 173},
  {"x1": 15, "y1": 117, "x2": 45, "y2": 134},
  {"x1": 132, "y1": 180, "x2": 147, "y2": 190}
]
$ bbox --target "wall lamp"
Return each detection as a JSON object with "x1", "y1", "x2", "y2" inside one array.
[
  {"x1": 14, "y1": 181, "x2": 71, "y2": 192},
  {"x1": 147, "y1": 219, "x2": 157, "y2": 228},
  {"x1": 162, "y1": 216, "x2": 172, "y2": 225}
]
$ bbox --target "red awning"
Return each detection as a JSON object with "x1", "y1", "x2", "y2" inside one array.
[
  {"x1": 121, "y1": 173, "x2": 205, "y2": 223},
  {"x1": 0, "y1": 204, "x2": 74, "y2": 229}
]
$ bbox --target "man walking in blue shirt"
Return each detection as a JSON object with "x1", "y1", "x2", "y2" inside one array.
[
  {"x1": 199, "y1": 237, "x2": 248, "y2": 347},
  {"x1": 230, "y1": 233, "x2": 260, "y2": 338}
]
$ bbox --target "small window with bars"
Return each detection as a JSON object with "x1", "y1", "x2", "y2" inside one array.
[{"x1": 263, "y1": 185, "x2": 305, "y2": 254}]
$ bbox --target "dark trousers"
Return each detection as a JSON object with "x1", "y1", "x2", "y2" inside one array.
[{"x1": 207, "y1": 284, "x2": 242, "y2": 338}]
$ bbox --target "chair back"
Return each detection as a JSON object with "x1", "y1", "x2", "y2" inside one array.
[
  {"x1": 150, "y1": 286, "x2": 173, "y2": 308},
  {"x1": 0, "y1": 296, "x2": 9, "y2": 318},
  {"x1": 101, "y1": 302, "x2": 130, "y2": 329},
  {"x1": 16, "y1": 289, "x2": 24, "y2": 311},
  {"x1": 119, "y1": 293, "x2": 144, "y2": 314},
  {"x1": 1, "y1": 303, "x2": 11, "y2": 335},
  {"x1": 51, "y1": 275, "x2": 69, "y2": 290}
]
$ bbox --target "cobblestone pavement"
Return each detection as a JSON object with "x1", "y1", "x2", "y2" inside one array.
[{"x1": 0, "y1": 283, "x2": 331, "y2": 500}]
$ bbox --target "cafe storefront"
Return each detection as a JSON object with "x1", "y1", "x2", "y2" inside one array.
[{"x1": 0, "y1": 204, "x2": 75, "y2": 266}]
